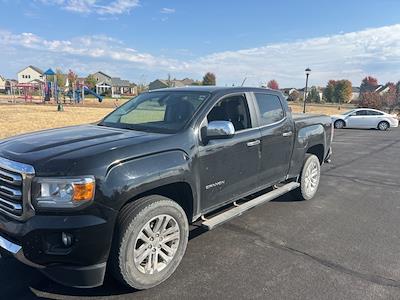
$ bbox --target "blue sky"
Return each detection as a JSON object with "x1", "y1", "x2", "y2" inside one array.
[{"x1": 1, "y1": 0, "x2": 400, "y2": 87}]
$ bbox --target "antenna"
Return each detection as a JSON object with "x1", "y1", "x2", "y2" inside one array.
[{"x1": 241, "y1": 77, "x2": 247, "y2": 87}]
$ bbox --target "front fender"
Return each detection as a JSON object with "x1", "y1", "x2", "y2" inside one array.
[{"x1": 98, "y1": 150, "x2": 195, "y2": 211}]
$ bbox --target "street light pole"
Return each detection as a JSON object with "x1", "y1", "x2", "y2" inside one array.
[{"x1": 303, "y1": 68, "x2": 311, "y2": 113}]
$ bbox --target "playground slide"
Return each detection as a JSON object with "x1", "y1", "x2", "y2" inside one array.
[{"x1": 84, "y1": 86, "x2": 103, "y2": 102}]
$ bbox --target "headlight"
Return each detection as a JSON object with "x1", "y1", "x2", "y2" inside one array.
[{"x1": 32, "y1": 176, "x2": 95, "y2": 209}]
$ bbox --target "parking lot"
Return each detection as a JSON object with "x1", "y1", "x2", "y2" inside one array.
[{"x1": 2, "y1": 128, "x2": 400, "y2": 299}]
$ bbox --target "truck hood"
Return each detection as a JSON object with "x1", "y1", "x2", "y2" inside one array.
[{"x1": 0, "y1": 124, "x2": 168, "y2": 173}]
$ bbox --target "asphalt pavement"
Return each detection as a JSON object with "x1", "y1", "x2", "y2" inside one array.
[{"x1": 2, "y1": 128, "x2": 400, "y2": 299}]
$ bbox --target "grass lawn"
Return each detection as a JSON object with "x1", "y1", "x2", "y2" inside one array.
[
  {"x1": 0, "y1": 103, "x2": 348, "y2": 139},
  {"x1": 0, "y1": 105, "x2": 113, "y2": 139}
]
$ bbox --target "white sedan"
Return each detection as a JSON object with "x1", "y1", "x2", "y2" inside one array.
[{"x1": 332, "y1": 108, "x2": 399, "y2": 130}]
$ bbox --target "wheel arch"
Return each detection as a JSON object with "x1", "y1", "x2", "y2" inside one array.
[
  {"x1": 306, "y1": 144, "x2": 324, "y2": 165},
  {"x1": 122, "y1": 182, "x2": 195, "y2": 223},
  {"x1": 378, "y1": 119, "x2": 390, "y2": 129}
]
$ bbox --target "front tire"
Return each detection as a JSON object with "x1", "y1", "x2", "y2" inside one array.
[
  {"x1": 293, "y1": 154, "x2": 321, "y2": 201},
  {"x1": 378, "y1": 121, "x2": 389, "y2": 131},
  {"x1": 110, "y1": 195, "x2": 189, "y2": 290},
  {"x1": 334, "y1": 119, "x2": 345, "y2": 129}
]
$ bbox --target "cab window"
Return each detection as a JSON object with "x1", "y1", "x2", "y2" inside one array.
[
  {"x1": 207, "y1": 94, "x2": 252, "y2": 131},
  {"x1": 254, "y1": 93, "x2": 285, "y2": 126}
]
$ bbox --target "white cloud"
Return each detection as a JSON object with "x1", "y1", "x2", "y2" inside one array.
[
  {"x1": 37, "y1": 0, "x2": 140, "y2": 15},
  {"x1": 160, "y1": 7, "x2": 175, "y2": 14},
  {"x1": 1, "y1": 24, "x2": 400, "y2": 86}
]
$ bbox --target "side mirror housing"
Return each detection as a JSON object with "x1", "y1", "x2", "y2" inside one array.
[{"x1": 206, "y1": 121, "x2": 235, "y2": 140}]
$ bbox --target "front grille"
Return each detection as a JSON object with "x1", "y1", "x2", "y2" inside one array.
[
  {"x1": 0, "y1": 158, "x2": 35, "y2": 221},
  {"x1": 0, "y1": 167, "x2": 23, "y2": 215}
]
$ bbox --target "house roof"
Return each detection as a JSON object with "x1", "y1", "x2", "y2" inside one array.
[
  {"x1": 352, "y1": 87, "x2": 360, "y2": 92},
  {"x1": 111, "y1": 77, "x2": 131, "y2": 87},
  {"x1": 18, "y1": 65, "x2": 43, "y2": 75},
  {"x1": 93, "y1": 71, "x2": 111, "y2": 79},
  {"x1": 151, "y1": 78, "x2": 189, "y2": 88}
]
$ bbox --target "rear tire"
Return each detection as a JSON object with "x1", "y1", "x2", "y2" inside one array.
[
  {"x1": 293, "y1": 154, "x2": 321, "y2": 201},
  {"x1": 378, "y1": 121, "x2": 389, "y2": 131},
  {"x1": 334, "y1": 119, "x2": 345, "y2": 129},
  {"x1": 110, "y1": 195, "x2": 189, "y2": 290}
]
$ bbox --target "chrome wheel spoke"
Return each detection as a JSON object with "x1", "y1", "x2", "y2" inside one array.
[
  {"x1": 163, "y1": 225, "x2": 178, "y2": 236},
  {"x1": 160, "y1": 216, "x2": 172, "y2": 233},
  {"x1": 136, "y1": 248, "x2": 151, "y2": 264},
  {"x1": 143, "y1": 224, "x2": 154, "y2": 238},
  {"x1": 159, "y1": 249, "x2": 172, "y2": 263},
  {"x1": 152, "y1": 216, "x2": 163, "y2": 233},
  {"x1": 138, "y1": 232, "x2": 150, "y2": 243},
  {"x1": 152, "y1": 250, "x2": 159, "y2": 271},
  {"x1": 162, "y1": 232, "x2": 180, "y2": 244},
  {"x1": 161, "y1": 243, "x2": 175, "y2": 256},
  {"x1": 145, "y1": 252, "x2": 153, "y2": 273}
]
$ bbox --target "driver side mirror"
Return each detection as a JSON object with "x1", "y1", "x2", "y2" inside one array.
[{"x1": 206, "y1": 121, "x2": 235, "y2": 140}]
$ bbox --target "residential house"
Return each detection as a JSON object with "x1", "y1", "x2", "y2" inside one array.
[
  {"x1": 351, "y1": 87, "x2": 360, "y2": 102},
  {"x1": 149, "y1": 78, "x2": 196, "y2": 90},
  {"x1": 298, "y1": 86, "x2": 324, "y2": 101},
  {"x1": 0, "y1": 75, "x2": 6, "y2": 92},
  {"x1": 375, "y1": 85, "x2": 391, "y2": 95},
  {"x1": 92, "y1": 71, "x2": 136, "y2": 97},
  {"x1": 280, "y1": 88, "x2": 299, "y2": 96},
  {"x1": 110, "y1": 77, "x2": 135, "y2": 96},
  {"x1": 17, "y1": 65, "x2": 44, "y2": 84}
]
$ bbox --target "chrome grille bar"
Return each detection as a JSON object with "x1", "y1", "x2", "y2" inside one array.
[
  {"x1": 0, "y1": 196, "x2": 22, "y2": 214},
  {"x1": 0, "y1": 157, "x2": 35, "y2": 221},
  {"x1": 0, "y1": 168, "x2": 22, "y2": 186},
  {"x1": 0, "y1": 185, "x2": 22, "y2": 200}
]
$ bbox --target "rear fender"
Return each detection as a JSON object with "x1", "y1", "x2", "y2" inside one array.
[{"x1": 288, "y1": 124, "x2": 326, "y2": 178}]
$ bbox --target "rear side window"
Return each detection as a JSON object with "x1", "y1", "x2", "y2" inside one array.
[
  {"x1": 355, "y1": 110, "x2": 368, "y2": 116},
  {"x1": 367, "y1": 111, "x2": 383, "y2": 116},
  {"x1": 254, "y1": 93, "x2": 285, "y2": 126}
]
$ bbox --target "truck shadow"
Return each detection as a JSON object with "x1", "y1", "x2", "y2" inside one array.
[
  {"x1": 3, "y1": 191, "x2": 300, "y2": 298},
  {"x1": 1, "y1": 226, "x2": 209, "y2": 299}
]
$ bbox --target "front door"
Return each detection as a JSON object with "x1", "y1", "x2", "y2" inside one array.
[
  {"x1": 253, "y1": 92, "x2": 294, "y2": 186},
  {"x1": 346, "y1": 110, "x2": 368, "y2": 128},
  {"x1": 198, "y1": 93, "x2": 261, "y2": 212}
]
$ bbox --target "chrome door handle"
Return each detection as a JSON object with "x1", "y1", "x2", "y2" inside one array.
[
  {"x1": 282, "y1": 131, "x2": 293, "y2": 137},
  {"x1": 246, "y1": 140, "x2": 260, "y2": 147}
]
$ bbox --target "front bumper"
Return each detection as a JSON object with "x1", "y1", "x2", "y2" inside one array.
[
  {"x1": 390, "y1": 119, "x2": 399, "y2": 128},
  {"x1": 0, "y1": 209, "x2": 116, "y2": 288}
]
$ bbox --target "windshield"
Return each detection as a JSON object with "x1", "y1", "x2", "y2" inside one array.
[
  {"x1": 341, "y1": 110, "x2": 355, "y2": 115},
  {"x1": 101, "y1": 91, "x2": 210, "y2": 133}
]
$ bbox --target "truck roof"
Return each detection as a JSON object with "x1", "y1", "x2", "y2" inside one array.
[{"x1": 149, "y1": 86, "x2": 283, "y2": 95}]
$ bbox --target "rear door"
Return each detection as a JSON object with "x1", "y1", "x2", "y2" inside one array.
[
  {"x1": 365, "y1": 110, "x2": 384, "y2": 127},
  {"x1": 252, "y1": 92, "x2": 294, "y2": 186}
]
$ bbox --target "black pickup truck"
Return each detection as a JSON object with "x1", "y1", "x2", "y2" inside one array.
[{"x1": 0, "y1": 87, "x2": 332, "y2": 289}]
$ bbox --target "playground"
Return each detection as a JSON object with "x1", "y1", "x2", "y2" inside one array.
[{"x1": 6, "y1": 68, "x2": 104, "y2": 107}]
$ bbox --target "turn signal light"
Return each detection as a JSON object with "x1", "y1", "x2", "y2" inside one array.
[{"x1": 73, "y1": 182, "x2": 95, "y2": 202}]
